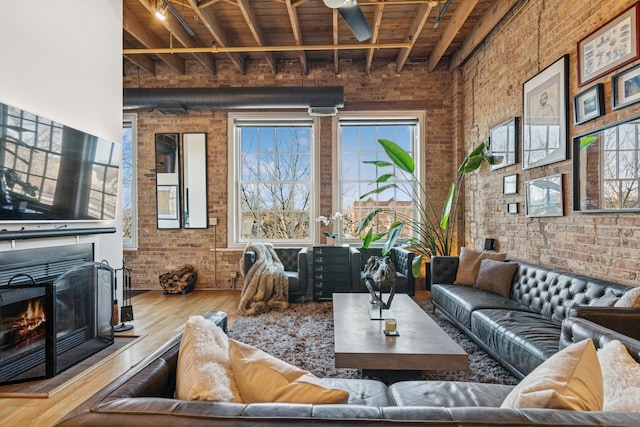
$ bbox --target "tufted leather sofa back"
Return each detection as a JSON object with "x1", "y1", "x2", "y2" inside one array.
[{"x1": 511, "y1": 262, "x2": 631, "y2": 321}]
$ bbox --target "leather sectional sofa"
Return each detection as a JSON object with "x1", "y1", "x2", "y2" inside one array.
[
  {"x1": 430, "y1": 255, "x2": 639, "y2": 379},
  {"x1": 56, "y1": 308, "x2": 640, "y2": 426}
]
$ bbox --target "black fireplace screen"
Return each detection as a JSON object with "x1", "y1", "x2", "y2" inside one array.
[{"x1": 0, "y1": 261, "x2": 114, "y2": 385}]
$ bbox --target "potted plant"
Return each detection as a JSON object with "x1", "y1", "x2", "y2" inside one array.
[
  {"x1": 356, "y1": 138, "x2": 496, "y2": 278},
  {"x1": 316, "y1": 212, "x2": 345, "y2": 246}
]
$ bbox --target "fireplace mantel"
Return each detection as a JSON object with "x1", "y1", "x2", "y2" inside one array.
[{"x1": 0, "y1": 227, "x2": 115, "y2": 241}]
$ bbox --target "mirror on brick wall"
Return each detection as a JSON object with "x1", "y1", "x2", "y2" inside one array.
[
  {"x1": 573, "y1": 115, "x2": 640, "y2": 212},
  {"x1": 182, "y1": 132, "x2": 208, "y2": 229},
  {"x1": 155, "y1": 133, "x2": 181, "y2": 229}
]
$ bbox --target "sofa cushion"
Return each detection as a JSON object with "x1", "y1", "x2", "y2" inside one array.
[
  {"x1": 614, "y1": 287, "x2": 640, "y2": 308},
  {"x1": 471, "y1": 309, "x2": 562, "y2": 376},
  {"x1": 321, "y1": 378, "x2": 393, "y2": 406},
  {"x1": 589, "y1": 289, "x2": 620, "y2": 307},
  {"x1": 228, "y1": 339, "x2": 349, "y2": 404},
  {"x1": 597, "y1": 340, "x2": 640, "y2": 412},
  {"x1": 474, "y1": 259, "x2": 518, "y2": 298},
  {"x1": 501, "y1": 338, "x2": 603, "y2": 411},
  {"x1": 389, "y1": 380, "x2": 514, "y2": 407},
  {"x1": 454, "y1": 247, "x2": 506, "y2": 286},
  {"x1": 432, "y1": 284, "x2": 534, "y2": 329}
]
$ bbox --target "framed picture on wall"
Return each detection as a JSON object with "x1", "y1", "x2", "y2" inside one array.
[
  {"x1": 157, "y1": 185, "x2": 178, "y2": 220},
  {"x1": 577, "y1": 2, "x2": 640, "y2": 86},
  {"x1": 490, "y1": 117, "x2": 518, "y2": 170},
  {"x1": 507, "y1": 203, "x2": 519, "y2": 214},
  {"x1": 503, "y1": 174, "x2": 518, "y2": 195},
  {"x1": 522, "y1": 55, "x2": 569, "y2": 170},
  {"x1": 573, "y1": 83, "x2": 604, "y2": 124},
  {"x1": 612, "y1": 63, "x2": 640, "y2": 109},
  {"x1": 525, "y1": 174, "x2": 563, "y2": 217}
]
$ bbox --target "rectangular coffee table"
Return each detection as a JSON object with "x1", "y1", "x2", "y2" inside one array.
[{"x1": 333, "y1": 293, "x2": 468, "y2": 372}]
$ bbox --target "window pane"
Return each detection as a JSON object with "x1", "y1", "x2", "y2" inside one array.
[
  {"x1": 338, "y1": 118, "x2": 419, "y2": 242},
  {"x1": 237, "y1": 121, "x2": 312, "y2": 242}
]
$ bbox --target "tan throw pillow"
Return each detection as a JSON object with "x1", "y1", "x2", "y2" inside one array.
[
  {"x1": 501, "y1": 338, "x2": 603, "y2": 411},
  {"x1": 597, "y1": 340, "x2": 640, "y2": 412},
  {"x1": 474, "y1": 259, "x2": 518, "y2": 298},
  {"x1": 228, "y1": 339, "x2": 349, "y2": 404},
  {"x1": 454, "y1": 247, "x2": 507, "y2": 286},
  {"x1": 175, "y1": 315, "x2": 241, "y2": 402},
  {"x1": 614, "y1": 287, "x2": 640, "y2": 308}
]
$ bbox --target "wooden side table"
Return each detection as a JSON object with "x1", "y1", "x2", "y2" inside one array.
[{"x1": 312, "y1": 246, "x2": 352, "y2": 302}]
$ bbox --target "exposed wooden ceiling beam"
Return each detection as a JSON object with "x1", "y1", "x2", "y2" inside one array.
[
  {"x1": 137, "y1": 0, "x2": 215, "y2": 74},
  {"x1": 396, "y1": 1, "x2": 435, "y2": 73},
  {"x1": 124, "y1": 43, "x2": 157, "y2": 75},
  {"x1": 187, "y1": 0, "x2": 244, "y2": 74},
  {"x1": 428, "y1": 0, "x2": 480, "y2": 71},
  {"x1": 449, "y1": 0, "x2": 519, "y2": 71},
  {"x1": 123, "y1": 2, "x2": 185, "y2": 74},
  {"x1": 366, "y1": 3, "x2": 386, "y2": 74},
  {"x1": 237, "y1": 0, "x2": 277, "y2": 74},
  {"x1": 285, "y1": 0, "x2": 308, "y2": 74}
]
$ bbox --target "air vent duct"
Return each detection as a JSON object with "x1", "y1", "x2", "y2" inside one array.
[{"x1": 123, "y1": 87, "x2": 344, "y2": 112}]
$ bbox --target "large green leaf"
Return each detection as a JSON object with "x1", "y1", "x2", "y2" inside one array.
[
  {"x1": 440, "y1": 182, "x2": 455, "y2": 230},
  {"x1": 382, "y1": 221, "x2": 403, "y2": 255},
  {"x1": 355, "y1": 208, "x2": 381, "y2": 234},
  {"x1": 363, "y1": 160, "x2": 393, "y2": 167},
  {"x1": 376, "y1": 173, "x2": 394, "y2": 183},
  {"x1": 412, "y1": 254, "x2": 423, "y2": 279},
  {"x1": 378, "y1": 139, "x2": 415, "y2": 173},
  {"x1": 360, "y1": 183, "x2": 398, "y2": 200}
]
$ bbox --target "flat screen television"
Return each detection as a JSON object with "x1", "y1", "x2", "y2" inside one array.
[{"x1": 0, "y1": 102, "x2": 120, "y2": 222}]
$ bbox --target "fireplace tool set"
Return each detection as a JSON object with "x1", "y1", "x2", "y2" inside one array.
[{"x1": 113, "y1": 260, "x2": 134, "y2": 332}]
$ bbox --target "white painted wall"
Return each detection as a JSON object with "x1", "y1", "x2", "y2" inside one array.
[{"x1": 0, "y1": 1, "x2": 124, "y2": 292}]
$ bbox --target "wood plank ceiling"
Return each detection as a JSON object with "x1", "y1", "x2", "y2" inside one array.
[{"x1": 123, "y1": 0, "x2": 520, "y2": 76}]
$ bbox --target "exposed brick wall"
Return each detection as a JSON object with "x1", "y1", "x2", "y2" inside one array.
[
  {"x1": 123, "y1": 59, "x2": 454, "y2": 290},
  {"x1": 461, "y1": 0, "x2": 640, "y2": 285}
]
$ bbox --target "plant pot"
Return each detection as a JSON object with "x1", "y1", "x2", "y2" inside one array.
[{"x1": 326, "y1": 237, "x2": 337, "y2": 246}]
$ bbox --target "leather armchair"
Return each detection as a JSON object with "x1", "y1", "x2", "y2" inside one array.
[
  {"x1": 352, "y1": 247, "x2": 415, "y2": 296},
  {"x1": 242, "y1": 247, "x2": 309, "y2": 302}
]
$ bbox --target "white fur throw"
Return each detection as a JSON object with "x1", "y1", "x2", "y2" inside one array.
[
  {"x1": 597, "y1": 340, "x2": 640, "y2": 412},
  {"x1": 175, "y1": 315, "x2": 241, "y2": 402},
  {"x1": 238, "y1": 242, "x2": 289, "y2": 315}
]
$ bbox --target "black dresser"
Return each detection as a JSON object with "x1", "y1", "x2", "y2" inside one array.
[{"x1": 312, "y1": 246, "x2": 353, "y2": 302}]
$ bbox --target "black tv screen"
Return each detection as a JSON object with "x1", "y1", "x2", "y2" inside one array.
[{"x1": 0, "y1": 102, "x2": 120, "y2": 222}]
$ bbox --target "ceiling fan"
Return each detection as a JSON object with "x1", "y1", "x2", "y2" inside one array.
[{"x1": 323, "y1": 0, "x2": 373, "y2": 42}]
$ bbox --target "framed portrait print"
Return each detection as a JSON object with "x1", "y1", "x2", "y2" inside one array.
[
  {"x1": 525, "y1": 174, "x2": 564, "y2": 217},
  {"x1": 522, "y1": 55, "x2": 569, "y2": 170},
  {"x1": 573, "y1": 83, "x2": 605, "y2": 124},
  {"x1": 490, "y1": 117, "x2": 518, "y2": 170},
  {"x1": 577, "y1": 2, "x2": 640, "y2": 86},
  {"x1": 503, "y1": 174, "x2": 518, "y2": 195},
  {"x1": 612, "y1": 63, "x2": 640, "y2": 109}
]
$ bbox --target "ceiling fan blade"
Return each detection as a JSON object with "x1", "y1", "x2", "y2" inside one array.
[{"x1": 337, "y1": 2, "x2": 372, "y2": 42}]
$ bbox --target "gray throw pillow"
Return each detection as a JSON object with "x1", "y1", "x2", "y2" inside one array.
[{"x1": 474, "y1": 258, "x2": 518, "y2": 298}]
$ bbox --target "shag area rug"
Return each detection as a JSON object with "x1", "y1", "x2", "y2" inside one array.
[{"x1": 229, "y1": 298, "x2": 519, "y2": 385}]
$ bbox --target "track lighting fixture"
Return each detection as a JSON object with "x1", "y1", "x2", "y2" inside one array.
[{"x1": 155, "y1": 0, "x2": 167, "y2": 21}]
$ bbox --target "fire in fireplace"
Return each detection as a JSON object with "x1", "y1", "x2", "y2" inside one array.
[{"x1": 0, "y1": 245, "x2": 114, "y2": 385}]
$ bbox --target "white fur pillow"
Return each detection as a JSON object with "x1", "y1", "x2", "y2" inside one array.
[
  {"x1": 175, "y1": 315, "x2": 241, "y2": 401},
  {"x1": 614, "y1": 287, "x2": 640, "y2": 308},
  {"x1": 597, "y1": 340, "x2": 640, "y2": 412}
]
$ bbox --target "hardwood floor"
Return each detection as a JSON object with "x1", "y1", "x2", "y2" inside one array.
[{"x1": 0, "y1": 289, "x2": 243, "y2": 427}]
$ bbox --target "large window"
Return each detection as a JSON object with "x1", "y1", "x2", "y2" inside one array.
[
  {"x1": 338, "y1": 114, "x2": 422, "y2": 245},
  {"x1": 122, "y1": 114, "x2": 137, "y2": 249},
  {"x1": 229, "y1": 114, "x2": 314, "y2": 245}
]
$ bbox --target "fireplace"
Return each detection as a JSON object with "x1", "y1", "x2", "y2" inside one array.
[{"x1": 0, "y1": 244, "x2": 114, "y2": 385}]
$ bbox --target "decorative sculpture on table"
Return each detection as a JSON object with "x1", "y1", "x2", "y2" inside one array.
[{"x1": 362, "y1": 255, "x2": 397, "y2": 316}]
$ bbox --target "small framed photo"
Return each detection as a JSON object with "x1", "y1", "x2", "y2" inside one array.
[
  {"x1": 503, "y1": 174, "x2": 518, "y2": 195},
  {"x1": 573, "y1": 83, "x2": 604, "y2": 125},
  {"x1": 490, "y1": 117, "x2": 518, "y2": 170},
  {"x1": 612, "y1": 63, "x2": 640, "y2": 110},
  {"x1": 525, "y1": 174, "x2": 563, "y2": 217},
  {"x1": 507, "y1": 203, "x2": 519, "y2": 214}
]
